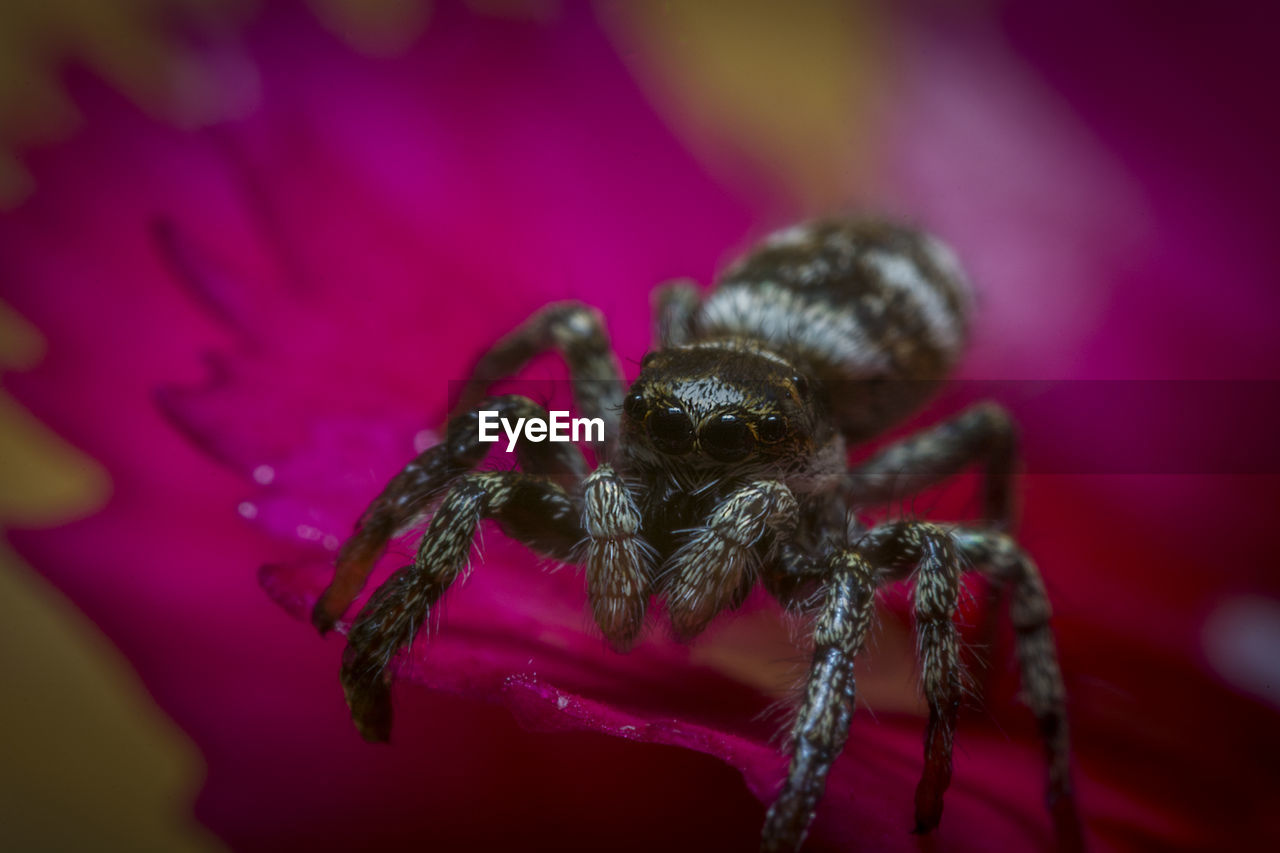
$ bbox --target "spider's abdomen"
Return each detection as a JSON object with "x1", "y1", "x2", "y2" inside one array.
[{"x1": 694, "y1": 219, "x2": 973, "y2": 441}]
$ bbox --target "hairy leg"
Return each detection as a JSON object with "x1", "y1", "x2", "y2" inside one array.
[
  {"x1": 845, "y1": 402, "x2": 1018, "y2": 528},
  {"x1": 761, "y1": 548, "x2": 878, "y2": 852},
  {"x1": 340, "y1": 471, "x2": 582, "y2": 742},
  {"x1": 312, "y1": 394, "x2": 586, "y2": 632},
  {"x1": 952, "y1": 527, "x2": 1080, "y2": 848},
  {"x1": 846, "y1": 403, "x2": 1022, "y2": 709},
  {"x1": 858, "y1": 520, "x2": 965, "y2": 833},
  {"x1": 653, "y1": 279, "x2": 702, "y2": 348},
  {"x1": 582, "y1": 464, "x2": 655, "y2": 651},
  {"x1": 763, "y1": 505, "x2": 867, "y2": 609},
  {"x1": 450, "y1": 300, "x2": 625, "y2": 452},
  {"x1": 662, "y1": 480, "x2": 798, "y2": 639}
]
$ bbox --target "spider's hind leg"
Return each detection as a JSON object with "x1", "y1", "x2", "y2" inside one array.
[
  {"x1": 844, "y1": 401, "x2": 1018, "y2": 529},
  {"x1": 846, "y1": 404, "x2": 1024, "y2": 708},
  {"x1": 858, "y1": 520, "x2": 966, "y2": 835},
  {"x1": 653, "y1": 278, "x2": 701, "y2": 348},
  {"x1": 340, "y1": 471, "x2": 582, "y2": 742},
  {"x1": 313, "y1": 395, "x2": 586, "y2": 632},
  {"x1": 450, "y1": 301, "x2": 625, "y2": 453},
  {"x1": 952, "y1": 527, "x2": 1080, "y2": 848}
]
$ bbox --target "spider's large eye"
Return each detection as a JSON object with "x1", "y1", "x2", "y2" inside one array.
[
  {"x1": 757, "y1": 414, "x2": 788, "y2": 444},
  {"x1": 623, "y1": 391, "x2": 647, "y2": 421},
  {"x1": 790, "y1": 374, "x2": 809, "y2": 398},
  {"x1": 648, "y1": 406, "x2": 695, "y2": 454},
  {"x1": 700, "y1": 413, "x2": 755, "y2": 463}
]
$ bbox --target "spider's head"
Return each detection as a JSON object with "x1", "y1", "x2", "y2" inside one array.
[{"x1": 622, "y1": 343, "x2": 820, "y2": 466}]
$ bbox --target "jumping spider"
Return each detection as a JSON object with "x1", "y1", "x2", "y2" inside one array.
[{"x1": 312, "y1": 218, "x2": 1077, "y2": 851}]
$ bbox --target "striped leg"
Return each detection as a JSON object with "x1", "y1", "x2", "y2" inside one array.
[
  {"x1": 858, "y1": 521, "x2": 965, "y2": 833},
  {"x1": 450, "y1": 301, "x2": 625, "y2": 454},
  {"x1": 844, "y1": 402, "x2": 1019, "y2": 528},
  {"x1": 952, "y1": 527, "x2": 1080, "y2": 849},
  {"x1": 340, "y1": 471, "x2": 582, "y2": 742},
  {"x1": 653, "y1": 279, "x2": 702, "y2": 348},
  {"x1": 313, "y1": 395, "x2": 586, "y2": 633},
  {"x1": 761, "y1": 549, "x2": 877, "y2": 852}
]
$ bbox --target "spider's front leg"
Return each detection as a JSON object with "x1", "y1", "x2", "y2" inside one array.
[
  {"x1": 340, "y1": 471, "x2": 582, "y2": 742},
  {"x1": 845, "y1": 402, "x2": 1018, "y2": 528},
  {"x1": 760, "y1": 545, "x2": 878, "y2": 852},
  {"x1": 662, "y1": 480, "x2": 799, "y2": 639},
  {"x1": 313, "y1": 394, "x2": 586, "y2": 632}
]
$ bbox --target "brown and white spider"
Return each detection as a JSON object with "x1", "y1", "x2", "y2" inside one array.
[{"x1": 311, "y1": 218, "x2": 1077, "y2": 851}]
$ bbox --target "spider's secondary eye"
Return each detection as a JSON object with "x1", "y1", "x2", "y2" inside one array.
[
  {"x1": 648, "y1": 406, "x2": 695, "y2": 454},
  {"x1": 640, "y1": 351, "x2": 659, "y2": 369},
  {"x1": 700, "y1": 413, "x2": 755, "y2": 463},
  {"x1": 757, "y1": 414, "x2": 787, "y2": 444},
  {"x1": 790, "y1": 374, "x2": 809, "y2": 397},
  {"x1": 623, "y1": 391, "x2": 647, "y2": 420}
]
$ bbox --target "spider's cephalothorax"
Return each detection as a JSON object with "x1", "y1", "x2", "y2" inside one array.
[{"x1": 313, "y1": 219, "x2": 1079, "y2": 852}]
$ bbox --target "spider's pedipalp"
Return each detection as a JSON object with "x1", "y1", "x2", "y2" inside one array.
[
  {"x1": 663, "y1": 479, "x2": 798, "y2": 640},
  {"x1": 340, "y1": 471, "x2": 582, "y2": 741},
  {"x1": 761, "y1": 548, "x2": 877, "y2": 853},
  {"x1": 313, "y1": 394, "x2": 586, "y2": 633},
  {"x1": 583, "y1": 464, "x2": 654, "y2": 651}
]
